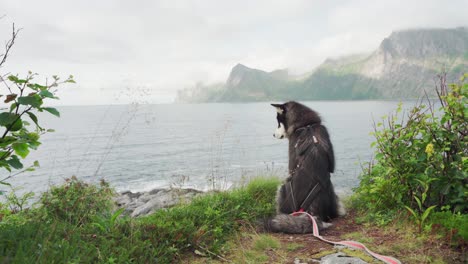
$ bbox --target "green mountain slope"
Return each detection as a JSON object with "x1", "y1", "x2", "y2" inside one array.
[{"x1": 176, "y1": 27, "x2": 468, "y2": 102}]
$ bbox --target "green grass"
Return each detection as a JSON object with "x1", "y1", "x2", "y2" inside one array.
[
  {"x1": 0, "y1": 177, "x2": 281, "y2": 263},
  {"x1": 285, "y1": 242, "x2": 303, "y2": 251},
  {"x1": 253, "y1": 234, "x2": 280, "y2": 251}
]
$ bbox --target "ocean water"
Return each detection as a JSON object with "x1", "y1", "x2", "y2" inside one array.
[{"x1": 4, "y1": 101, "x2": 406, "y2": 196}]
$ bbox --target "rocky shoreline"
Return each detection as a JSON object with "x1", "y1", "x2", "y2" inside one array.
[{"x1": 114, "y1": 187, "x2": 203, "y2": 217}]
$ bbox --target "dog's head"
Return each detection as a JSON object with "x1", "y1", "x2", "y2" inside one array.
[
  {"x1": 271, "y1": 101, "x2": 322, "y2": 139},
  {"x1": 271, "y1": 103, "x2": 287, "y2": 139}
]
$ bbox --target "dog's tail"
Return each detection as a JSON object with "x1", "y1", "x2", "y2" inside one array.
[{"x1": 265, "y1": 214, "x2": 332, "y2": 234}]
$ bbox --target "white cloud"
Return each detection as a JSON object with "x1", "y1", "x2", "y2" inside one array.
[{"x1": 0, "y1": 0, "x2": 466, "y2": 104}]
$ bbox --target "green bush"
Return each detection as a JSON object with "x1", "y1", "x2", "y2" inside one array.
[
  {"x1": 39, "y1": 176, "x2": 115, "y2": 226},
  {"x1": 428, "y1": 210, "x2": 468, "y2": 244},
  {"x1": 352, "y1": 73, "x2": 467, "y2": 222}
]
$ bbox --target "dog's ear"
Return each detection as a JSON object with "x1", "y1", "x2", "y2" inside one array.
[{"x1": 271, "y1": 103, "x2": 285, "y2": 114}]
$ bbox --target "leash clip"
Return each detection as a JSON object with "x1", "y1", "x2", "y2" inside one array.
[{"x1": 292, "y1": 208, "x2": 304, "y2": 216}]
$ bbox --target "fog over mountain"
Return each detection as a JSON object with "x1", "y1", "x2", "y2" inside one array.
[
  {"x1": 177, "y1": 27, "x2": 468, "y2": 102},
  {"x1": 1, "y1": 0, "x2": 468, "y2": 104}
]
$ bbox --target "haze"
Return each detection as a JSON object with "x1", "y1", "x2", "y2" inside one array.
[{"x1": 1, "y1": 0, "x2": 467, "y2": 105}]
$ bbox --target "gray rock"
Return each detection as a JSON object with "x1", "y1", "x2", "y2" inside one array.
[
  {"x1": 114, "y1": 188, "x2": 203, "y2": 217},
  {"x1": 114, "y1": 194, "x2": 132, "y2": 207},
  {"x1": 320, "y1": 252, "x2": 368, "y2": 264}
]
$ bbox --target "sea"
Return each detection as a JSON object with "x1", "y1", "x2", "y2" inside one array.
[{"x1": 3, "y1": 101, "x2": 409, "y2": 197}]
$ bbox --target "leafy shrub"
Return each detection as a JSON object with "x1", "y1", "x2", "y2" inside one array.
[
  {"x1": 0, "y1": 23, "x2": 75, "y2": 189},
  {"x1": 39, "y1": 176, "x2": 115, "y2": 226},
  {"x1": 352, "y1": 73, "x2": 467, "y2": 221},
  {"x1": 0, "y1": 73, "x2": 74, "y2": 185},
  {"x1": 428, "y1": 210, "x2": 468, "y2": 245}
]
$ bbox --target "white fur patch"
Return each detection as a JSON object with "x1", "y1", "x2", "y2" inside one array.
[
  {"x1": 275, "y1": 107, "x2": 284, "y2": 114},
  {"x1": 274, "y1": 123, "x2": 286, "y2": 139},
  {"x1": 338, "y1": 200, "x2": 347, "y2": 216},
  {"x1": 322, "y1": 222, "x2": 333, "y2": 229}
]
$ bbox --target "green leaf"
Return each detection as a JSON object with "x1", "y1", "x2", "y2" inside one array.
[
  {"x1": 12, "y1": 143, "x2": 29, "y2": 159},
  {"x1": 26, "y1": 112, "x2": 41, "y2": 128},
  {"x1": 42, "y1": 107, "x2": 60, "y2": 117},
  {"x1": 0, "y1": 136, "x2": 17, "y2": 148},
  {"x1": 0, "y1": 112, "x2": 18, "y2": 126},
  {"x1": 421, "y1": 192, "x2": 427, "y2": 204},
  {"x1": 11, "y1": 77, "x2": 27, "y2": 84},
  {"x1": 375, "y1": 153, "x2": 384, "y2": 160},
  {"x1": 18, "y1": 95, "x2": 43, "y2": 108},
  {"x1": 0, "y1": 162, "x2": 12, "y2": 172},
  {"x1": 27, "y1": 83, "x2": 47, "y2": 91},
  {"x1": 0, "y1": 181, "x2": 11, "y2": 189},
  {"x1": 421, "y1": 205, "x2": 437, "y2": 222},
  {"x1": 28, "y1": 140, "x2": 41, "y2": 150},
  {"x1": 111, "y1": 208, "x2": 125, "y2": 225},
  {"x1": 33, "y1": 160, "x2": 40, "y2": 167},
  {"x1": 10, "y1": 119, "x2": 23, "y2": 131},
  {"x1": 38, "y1": 90, "x2": 55, "y2": 98},
  {"x1": 9, "y1": 103, "x2": 18, "y2": 112},
  {"x1": 91, "y1": 223, "x2": 106, "y2": 232},
  {"x1": 0, "y1": 180, "x2": 12, "y2": 187},
  {"x1": 26, "y1": 132, "x2": 40, "y2": 142},
  {"x1": 404, "y1": 206, "x2": 418, "y2": 220},
  {"x1": 6, "y1": 155, "x2": 23, "y2": 169},
  {"x1": 7, "y1": 75, "x2": 19, "y2": 82},
  {"x1": 414, "y1": 196, "x2": 422, "y2": 210}
]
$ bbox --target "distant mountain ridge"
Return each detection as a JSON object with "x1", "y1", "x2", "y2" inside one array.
[{"x1": 176, "y1": 27, "x2": 468, "y2": 103}]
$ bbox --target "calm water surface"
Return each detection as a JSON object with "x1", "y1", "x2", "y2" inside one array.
[{"x1": 5, "y1": 101, "x2": 408, "y2": 195}]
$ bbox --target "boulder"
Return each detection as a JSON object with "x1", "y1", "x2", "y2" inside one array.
[{"x1": 114, "y1": 188, "x2": 203, "y2": 217}]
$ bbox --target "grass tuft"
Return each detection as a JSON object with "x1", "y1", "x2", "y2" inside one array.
[{"x1": 253, "y1": 234, "x2": 280, "y2": 251}]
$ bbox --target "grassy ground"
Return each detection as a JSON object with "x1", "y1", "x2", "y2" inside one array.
[
  {"x1": 0, "y1": 177, "x2": 280, "y2": 263},
  {"x1": 183, "y1": 209, "x2": 467, "y2": 263},
  {"x1": 0, "y1": 177, "x2": 466, "y2": 263}
]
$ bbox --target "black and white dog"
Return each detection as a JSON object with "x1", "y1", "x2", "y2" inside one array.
[{"x1": 266, "y1": 101, "x2": 345, "y2": 234}]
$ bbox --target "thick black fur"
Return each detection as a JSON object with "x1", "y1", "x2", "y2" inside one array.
[{"x1": 266, "y1": 101, "x2": 342, "y2": 234}]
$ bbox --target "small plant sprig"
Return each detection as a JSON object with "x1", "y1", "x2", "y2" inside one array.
[
  {"x1": 0, "y1": 72, "x2": 75, "y2": 186},
  {"x1": 404, "y1": 179, "x2": 437, "y2": 233},
  {"x1": 0, "y1": 22, "x2": 75, "y2": 188}
]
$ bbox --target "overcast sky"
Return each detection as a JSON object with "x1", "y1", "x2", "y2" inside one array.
[{"x1": 1, "y1": 0, "x2": 467, "y2": 105}]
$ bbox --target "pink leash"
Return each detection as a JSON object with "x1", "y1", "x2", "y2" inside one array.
[{"x1": 292, "y1": 211, "x2": 401, "y2": 264}]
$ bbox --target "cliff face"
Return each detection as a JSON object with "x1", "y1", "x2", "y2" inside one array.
[
  {"x1": 177, "y1": 27, "x2": 468, "y2": 102},
  {"x1": 212, "y1": 63, "x2": 295, "y2": 102},
  {"x1": 378, "y1": 28, "x2": 468, "y2": 59},
  {"x1": 355, "y1": 27, "x2": 468, "y2": 98}
]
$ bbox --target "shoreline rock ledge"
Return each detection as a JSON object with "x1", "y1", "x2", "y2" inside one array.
[{"x1": 114, "y1": 188, "x2": 204, "y2": 217}]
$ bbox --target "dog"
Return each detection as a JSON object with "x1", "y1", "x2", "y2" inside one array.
[{"x1": 265, "y1": 101, "x2": 345, "y2": 234}]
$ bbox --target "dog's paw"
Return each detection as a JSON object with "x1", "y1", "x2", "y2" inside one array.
[
  {"x1": 321, "y1": 222, "x2": 333, "y2": 229},
  {"x1": 338, "y1": 200, "x2": 347, "y2": 216}
]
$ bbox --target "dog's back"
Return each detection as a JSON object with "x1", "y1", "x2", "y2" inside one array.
[{"x1": 267, "y1": 101, "x2": 344, "y2": 234}]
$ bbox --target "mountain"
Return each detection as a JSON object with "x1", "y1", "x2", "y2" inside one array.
[
  {"x1": 176, "y1": 27, "x2": 468, "y2": 103},
  {"x1": 176, "y1": 64, "x2": 300, "y2": 102}
]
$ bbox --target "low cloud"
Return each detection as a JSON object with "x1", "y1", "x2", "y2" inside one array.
[{"x1": 0, "y1": 0, "x2": 466, "y2": 104}]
